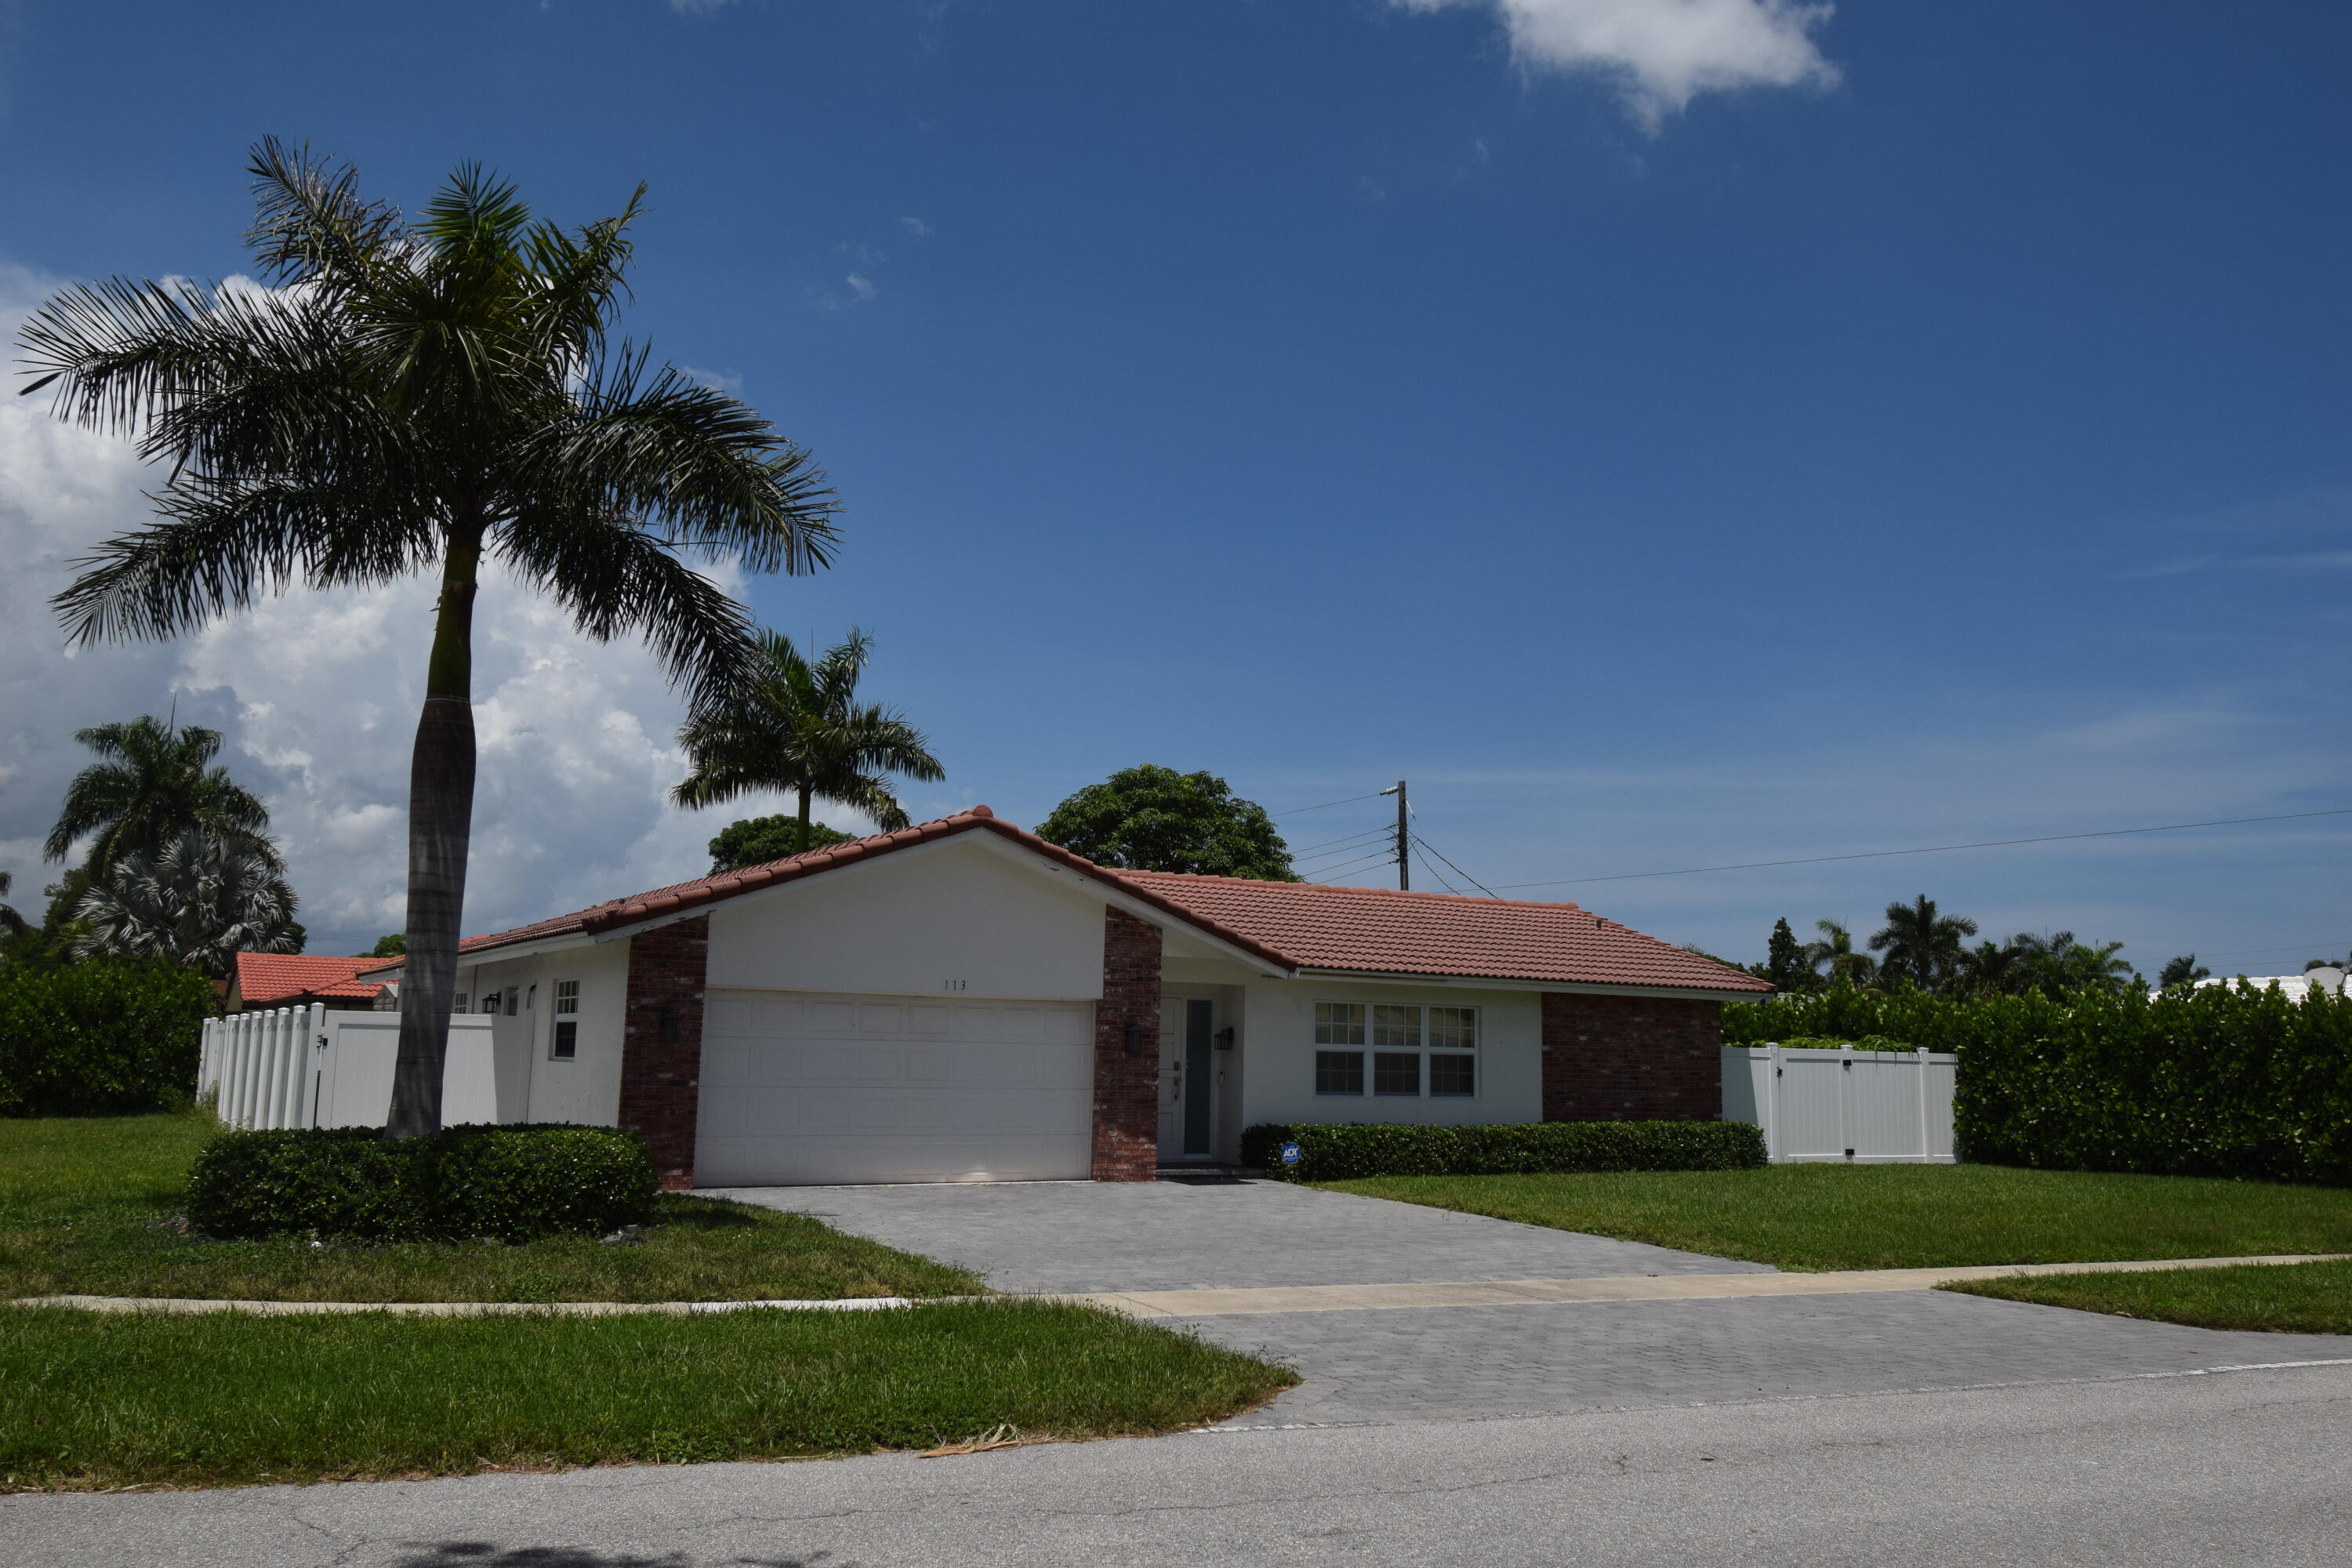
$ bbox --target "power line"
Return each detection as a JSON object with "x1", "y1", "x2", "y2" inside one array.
[
  {"x1": 1289, "y1": 824, "x2": 1397, "y2": 858},
  {"x1": 1271, "y1": 791, "x2": 1388, "y2": 819},
  {"x1": 1310, "y1": 849, "x2": 1406, "y2": 884},
  {"x1": 1491, "y1": 808, "x2": 2352, "y2": 891},
  {"x1": 1410, "y1": 844, "x2": 1463, "y2": 896},
  {"x1": 1412, "y1": 833, "x2": 1498, "y2": 898},
  {"x1": 1294, "y1": 836, "x2": 1399, "y2": 870}
]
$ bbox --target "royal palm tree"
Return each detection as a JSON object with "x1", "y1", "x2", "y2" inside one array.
[
  {"x1": 74, "y1": 829, "x2": 301, "y2": 981},
  {"x1": 1868, "y1": 895, "x2": 1978, "y2": 991},
  {"x1": 21, "y1": 140, "x2": 840, "y2": 1135},
  {"x1": 672, "y1": 628, "x2": 942, "y2": 853},
  {"x1": 1803, "y1": 918, "x2": 1878, "y2": 988},
  {"x1": 44, "y1": 715, "x2": 274, "y2": 883}
]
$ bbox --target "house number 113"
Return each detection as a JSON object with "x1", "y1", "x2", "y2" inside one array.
[{"x1": 942, "y1": 979, "x2": 967, "y2": 992}]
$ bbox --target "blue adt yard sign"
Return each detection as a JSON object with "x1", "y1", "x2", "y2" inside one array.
[{"x1": 1279, "y1": 1142, "x2": 1302, "y2": 1167}]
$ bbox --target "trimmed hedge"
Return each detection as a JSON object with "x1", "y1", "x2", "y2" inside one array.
[
  {"x1": 0, "y1": 959, "x2": 216, "y2": 1116},
  {"x1": 1240, "y1": 1120, "x2": 1768, "y2": 1183},
  {"x1": 187, "y1": 1124, "x2": 658, "y2": 1243},
  {"x1": 1726, "y1": 985, "x2": 2352, "y2": 1185}
]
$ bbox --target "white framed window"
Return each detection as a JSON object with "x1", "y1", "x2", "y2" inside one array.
[
  {"x1": 1312, "y1": 1002, "x2": 1477, "y2": 1098},
  {"x1": 550, "y1": 979, "x2": 579, "y2": 1061},
  {"x1": 452, "y1": 992, "x2": 470, "y2": 1014},
  {"x1": 1315, "y1": 1003, "x2": 1367, "y2": 1095}
]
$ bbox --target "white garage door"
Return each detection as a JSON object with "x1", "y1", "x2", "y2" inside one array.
[{"x1": 695, "y1": 989, "x2": 1096, "y2": 1185}]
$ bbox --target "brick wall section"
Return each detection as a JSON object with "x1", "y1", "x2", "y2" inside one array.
[
  {"x1": 1541, "y1": 993, "x2": 1722, "y2": 1122},
  {"x1": 619, "y1": 916, "x2": 710, "y2": 1189},
  {"x1": 1093, "y1": 907, "x2": 1162, "y2": 1181}
]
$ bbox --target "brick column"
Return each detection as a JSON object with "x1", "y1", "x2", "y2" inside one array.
[
  {"x1": 1092, "y1": 907, "x2": 1161, "y2": 1181},
  {"x1": 1541, "y1": 993, "x2": 1722, "y2": 1122},
  {"x1": 619, "y1": 916, "x2": 709, "y2": 1189}
]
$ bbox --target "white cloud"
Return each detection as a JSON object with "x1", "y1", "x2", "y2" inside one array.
[
  {"x1": 845, "y1": 273, "x2": 879, "y2": 303},
  {"x1": 677, "y1": 365, "x2": 743, "y2": 392},
  {"x1": 0, "y1": 263, "x2": 842, "y2": 953},
  {"x1": 898, "y1": 216, "x2": 933, "y2": 238},
  {"x1": 1394, "y1": 0, "x2": 1839, "y2": 131},
  {"x1": 668, "y1": 0, "x2": 738, "y2": 15}
]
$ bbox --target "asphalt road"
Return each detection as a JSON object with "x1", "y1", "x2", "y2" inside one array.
[{"x1": 9, "y1": 1360, "x2": 2349, "y2": 1567}]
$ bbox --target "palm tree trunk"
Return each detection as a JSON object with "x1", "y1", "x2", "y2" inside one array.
[
  {"x1": 388, "y1": 526, "x2": 483, "y2": 1139},
  {"x1": 797, "y1": 784, "x2": 813, "y2": 854}
]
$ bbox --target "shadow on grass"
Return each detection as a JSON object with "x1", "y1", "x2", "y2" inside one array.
[
  {"x1": 391, "y1": 1548, "x2": 826, "y2": 1567},
  {"x1": 647, "y1": 1196, "x2": 769, "y2": 1233}
]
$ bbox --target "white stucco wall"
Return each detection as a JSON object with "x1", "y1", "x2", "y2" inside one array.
[
  {"x1": 455, "y1": 940, "x2": 628, "y2": 1127},
  {"x1": 705, "y1": 838, "x2": 1111, "y2": 1000},
  {"x1": 1237, "y1": 979, "x2": 1542, "y2": 1131}
]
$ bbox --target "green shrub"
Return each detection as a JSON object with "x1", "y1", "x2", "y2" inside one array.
[
  {"x1": 1240, "y1": 1120, "x2": 1767, "y2": 1183},
  {"x1": 187, "y1": 1128, "x2": 430, "y2": 1241},
  {"x1": 1726, "y1": 984, "x2": 2352, "y2": 1185},
  {"x1": 188, "y1": 1124, "x2": 656, "y2": 1243},
  {"x1": 429, "y1": 1124, "x2": 659, "y2": 1242},
  {"x1": 0, "y1": 959, "x2": 216, "y2": 1117}
]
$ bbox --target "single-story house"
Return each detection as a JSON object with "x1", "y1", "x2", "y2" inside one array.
[
  {"x1": 227, "y1": 952, "x2": 394, "y2": 1014},
  {"x1": 360, "y1": 807, "x2": 1771, "y2": 1189}
]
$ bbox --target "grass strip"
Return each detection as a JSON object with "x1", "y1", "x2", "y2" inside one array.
[
  {"x1": 0, "y1": 1299, "x2": 1298, "y2": 1490},
  {"x1": 1942, "y1": 1258, "x2": 2352, "y2": 1335},
  {"x1": 1326, "y1": 1163, "x2": 2352, "y2": 1271},
  {"x1": 1, "y1": 1113, "x2": 980, "y2": 1302}
]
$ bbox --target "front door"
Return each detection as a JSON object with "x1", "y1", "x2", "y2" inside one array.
[{"x1": 1158, "y1": 996, "x2": 1216, "y2": 1161}]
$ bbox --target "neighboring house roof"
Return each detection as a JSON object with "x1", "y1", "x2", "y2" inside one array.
[
  {"x1": 358, "y1": 807, "x2": 1770, "y2": 996},
  {"x1": 234, "y1": 952, "x2": 392, "y2": 1006}
]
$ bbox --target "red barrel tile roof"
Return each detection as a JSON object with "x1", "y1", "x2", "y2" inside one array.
[
  {"x1": 1116, "y1": 870, "x2": 1769, "y2": 993},
  {"x1": 234, "y1": 953, "x2": 393, "y2": 1005},
  {"x1": 358, "y1": 808, "x2": 1769, "y2": 996}
]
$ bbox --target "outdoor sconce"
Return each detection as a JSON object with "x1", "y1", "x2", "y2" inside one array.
[
  {"x1": 1214, "y1": 1027, "x2": 1236, "y2": 1051},
  {"x1": 1123, "y1": 1018, "x2": 1145, "y2": 1055}
]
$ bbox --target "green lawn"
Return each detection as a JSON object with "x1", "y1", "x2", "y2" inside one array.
[
  {"x1": 1944, "y1": 1259, "x2": 2352, "y2": 1335},
  {"x1": 0, "y1": 1299, "x2": 1297, "y2": 1490},
  {"x1": 1328, "y1": 1163, "x2": 2352, "y2": 1271},
  {"x1": 0, "y1": 1113, "x2": 978, "y2": 1302}
]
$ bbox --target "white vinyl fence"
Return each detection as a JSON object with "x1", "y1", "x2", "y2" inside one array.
[
  {"x1": 1722, "y1": 1043, "x2": 1956, "y2": 1163},
  {"x1": 198, "y1": 1007, "x2": 499, "y2": 1131}
]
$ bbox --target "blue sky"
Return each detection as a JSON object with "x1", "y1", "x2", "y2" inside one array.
[{"x1": 2, "y1": 1, "x2": 2348, "y2": 972}]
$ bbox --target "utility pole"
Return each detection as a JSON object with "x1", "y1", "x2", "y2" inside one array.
[{"x1": 1379, "y1": 780, "x2": 1408, "y2": 890}]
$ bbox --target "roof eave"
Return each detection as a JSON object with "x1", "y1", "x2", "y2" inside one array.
[{"x1": 1289, "y1": 966, "x2": 1774, "y2": 1000}]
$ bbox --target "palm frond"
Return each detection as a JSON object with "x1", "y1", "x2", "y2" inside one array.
[
  {"x1": 496, "y1": 504, "x2": 760, "y2": 710},
  {"x1": 527, "y1": 349, "x2": 840, "y2": 574}
]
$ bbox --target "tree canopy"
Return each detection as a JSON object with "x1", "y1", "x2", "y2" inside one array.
[
  {"x1": 44, "y1": 717, "x2": 273, "y2": 882},
  {"x1": 707, "y1": 815, "x2": 858, "y2": 873},
  {"x1": 1035, "y1": 765, "x2": 1298, "y2": 880},
  {"x1": 673, "y1": 628, "x2": 942, "y2": 856}
]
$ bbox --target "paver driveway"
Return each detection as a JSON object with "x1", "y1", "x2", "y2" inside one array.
[
  {"x1": 718, "y1": 1178, "x2": 2352, "y2": 1426},
  {"x1": 713, "y1": 1174, "x2": 1770, "y2": 1293}
]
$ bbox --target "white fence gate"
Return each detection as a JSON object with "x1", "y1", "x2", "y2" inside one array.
[
  {"x1": 198, "y1": 1007, "x2": 499, "y2": 1131},
  {"x1": 1722, "y1": 1043, "x2": 1956, "y2": 1163}
]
